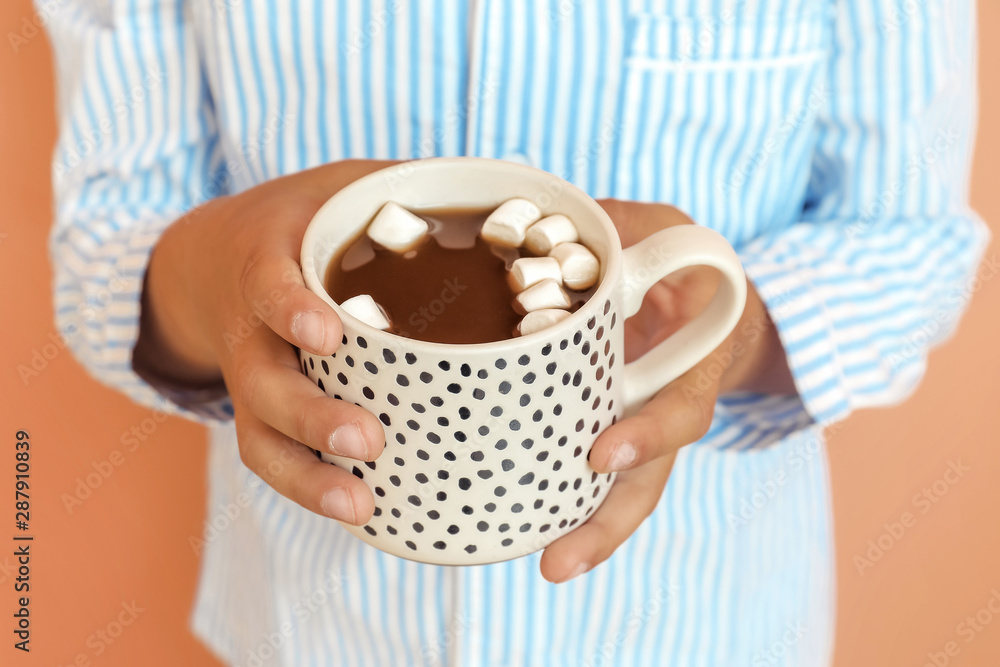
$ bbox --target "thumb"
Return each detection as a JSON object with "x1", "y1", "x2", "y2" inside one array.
[
  {"x1": 596, "y1": 199, "x2": 695, "y2": 248},
  {"x1": 293, "y1": 159, "x2": 402, "y2": 201}
]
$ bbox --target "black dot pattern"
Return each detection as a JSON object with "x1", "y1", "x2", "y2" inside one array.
[{"x1": 297, "y1": 296, "x2": 622, "y2": 562}]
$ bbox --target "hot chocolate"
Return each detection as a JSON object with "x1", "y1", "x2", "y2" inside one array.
[{"x1": 325, "y1": 205, "x2": 598, "y2": 344}]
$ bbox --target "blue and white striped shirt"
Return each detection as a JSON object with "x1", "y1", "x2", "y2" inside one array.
[{"x1": 44, "y1": 0, "x2": 989, "y2": 665}]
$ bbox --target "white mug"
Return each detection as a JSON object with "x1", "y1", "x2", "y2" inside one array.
[{"x1": 299, "y1": 158, "x2": 746, "y2": 565}]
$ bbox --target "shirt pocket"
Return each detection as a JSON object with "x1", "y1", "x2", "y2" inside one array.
[{"x1": 611, "y1": 7, "x2": 831, "y2": 245}]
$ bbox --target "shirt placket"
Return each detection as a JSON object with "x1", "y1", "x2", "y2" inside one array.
[{"x1": 454, "y1": 10, "x2": 498, "y2": 665}]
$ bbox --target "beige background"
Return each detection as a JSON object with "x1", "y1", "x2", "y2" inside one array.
[{"x1": 0, "y1": 1, "x2": 997, "y2": 664}]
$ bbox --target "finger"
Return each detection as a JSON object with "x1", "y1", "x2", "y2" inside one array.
[
  {"x1": 235, "y1": 160, "x2": 400, "y2": 356},
  {"x1": 539, "y1": 453, "x2": 676, "y2": 583},
  {"x1": 231, "y1": 330, "x2": 385, "y2": 460},
  {"x1": 596, "y1": 199, "x2": 694, "y2": 247},
  {"x1": 233, "y1": 411, "x2": 376, "y2": 524},
  {"x1": 587, "y1": 362, "x2": 718, "y2": 474},
  {"x1": 292, "y1": 159, "x2": 400, "y2": 201},
  {"x1": 238, "y1": 247, "x2": 343, "y2": 356}
]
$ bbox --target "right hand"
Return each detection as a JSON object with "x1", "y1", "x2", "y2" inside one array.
[{"x1": 134, "y1": 160, "x2": 398, "y2": 524}]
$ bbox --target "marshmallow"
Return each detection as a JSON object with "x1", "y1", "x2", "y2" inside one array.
[
  {"x1": 508, "y1": 256, "x2": 562, "y2": 292},
  {"x1": 524, "y1": 215, "x2": 579, "y2": 255},
  {"x1": 517, "y1": 309, "x2": 571, "y2": 336},
  {"x1": 480, "y1": 198, "x2": 542, "y2": 247},
  {"x1": 339, "y1": 294, "x2": 391, "y2": 330},
  {"x1": 514, "y1": 278, "x2": 571, "y2": 314},
  {"x1": 367, "y1": 202, "x2": 429, "y2": 252},
  {"x1": 549, "y1": 242, "x2": 600, "y2": 290}
]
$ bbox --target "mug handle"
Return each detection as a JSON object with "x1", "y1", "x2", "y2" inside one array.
[{"x1": 620, "y1": 225, "x2": 748, "y2": 415}]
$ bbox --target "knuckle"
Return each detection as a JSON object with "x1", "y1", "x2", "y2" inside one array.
[
  {"x1": 648, "y1": 202, "x2": 673, "y2": 216},
  {"x1": 654, "y1": 203, "x2": 693, "y2": 227},
  {"x1": 623, "y1": 477, "x2": 661, "y2": 521},
  {"x1": 280, "y1": 198, "x2": 324, "y2": 223},
  {"x1": 264, "y1": 441, "x2": 304, "y2": 492},
  {"x1": 294, "y1": 396, "x2": 325, "y2": 446},
  {"x1": 234, "y1": 356, "x2": 265, "y2": 411},
  {"x1": 294, "y1": 406, "x2": 312, "y2": 447},
  {"x1": 688, "y1": 395, "x2": 714, "y2": 441},
  {"x1": 599, "y1": 198, "x2": 629, "y2": 222},
  {"x1": 638, "y1": 496, "x2": 659, "y2": 524},
  {"x1": 700, "y1": 396, "x2": 716, "y2": 435},
  {"x1": 278, "y1": 265, "x2": 303, "y2": 289},
  {"x1": 233, "y1": 423, "x2": 253, "y2": 467},
  {"x1": 238, "y1": 249, "x2": 269, "y2": 302},
  {"x1": 272, "y1": 436, "x2": 298, "y2": 466},
  {"x1": 256, "y1": 446, "x2": 284, "y2": 484},
  {"x1": 236, "y1": 437, "x2": 252, "y2": 467},
  {"x1": 634, "y1": 413, "x2": 668, "y2": 457},
  {"x1": 284, "y1": 479, "x2": 312, "y2": 512},
  {"x1": 592, "y1": 532, "x2": 627, "y2": 566}
]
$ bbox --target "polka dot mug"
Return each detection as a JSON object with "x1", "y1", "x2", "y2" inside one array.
[{"x1": 299, "y1": 158, "x2": 747, "y2": 565}]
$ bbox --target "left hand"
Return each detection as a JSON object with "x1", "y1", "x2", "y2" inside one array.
[{"x1": 539, "y1": 199, "x2": 796, "y2": 583}]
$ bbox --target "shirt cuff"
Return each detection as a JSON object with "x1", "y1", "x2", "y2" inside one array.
[
  {"x1": 56, "y1": 210, "x2": 235, "y2": 426},
  {"x1": 737, "y1": 249, "x2": 851, "y2": 426}
]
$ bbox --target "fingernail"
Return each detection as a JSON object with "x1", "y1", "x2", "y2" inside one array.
[
  {"x1": 293, "y1": 311, "x2": 325, "y2": 352},
  {"x1": 320, "y1": 487, "x2": 356, "y2": 522},
  {"x1": 606, "y1": 441, "x2": 637, "y2": 471},
  {"x1": 560, "y1": 562, "x2": 590, "y2": 583},
  {"x1": 329, "y1": 422, "x2": 370, "y2": 459}
]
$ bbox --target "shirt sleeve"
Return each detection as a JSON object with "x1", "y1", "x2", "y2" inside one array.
[
  {"x1": 735, "y1": 0, "x2": 991, "y2": 427},
  {"x1": 44, "y1": 0, "x2": 235, "y2": 424}
]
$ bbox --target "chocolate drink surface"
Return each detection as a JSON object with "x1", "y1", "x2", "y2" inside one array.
[{"x1": 326, "y1": 207, "x2": 594, "y2": 344}]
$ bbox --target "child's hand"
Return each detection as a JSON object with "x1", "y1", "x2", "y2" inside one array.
[
  {"x1": 539, "y1": 199, "x2": 796, "y2": 583},
  {"x1": 135, "y1": 160, "x2": 398, "y2": 525}
]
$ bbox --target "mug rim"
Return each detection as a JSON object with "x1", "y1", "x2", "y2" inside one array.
[{"x1": 300, "y1": 157, "x2": 623, "y2": 352}]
